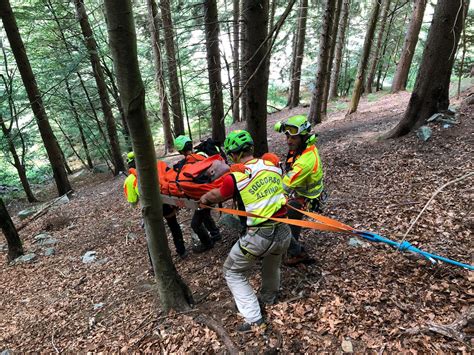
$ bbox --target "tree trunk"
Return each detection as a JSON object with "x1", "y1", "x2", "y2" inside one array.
[
  {"x1": 104, "y1": 0, "x2": 193, "y2": 311},
  {"x1": 0, "y1": 198, "x2": 23, "y2": 262},
  {"x1": 232, "y1": 0, "x2": 240, "y2": 122},
  {"x1": 204, "y1": 0, "x2": 226, "y2": 143},
  {"x1": 101, "y1": 59, "x2": 132, "y2": 151},
  {"x1": 73, "y1": 0, "x2": 125, "y2": 175},
  {"x1": 366, "y1": 0, "x2": 391, "y2": 93},
  {"x1": 347, "y1": 0, "x2": 381, "y2": 115},
  {"x1": 240, "y1": 0, "x2": 248, "y2": 122},
  {"x1": 0, "y1": 0, "x2": 72, "y2": 196},
  {"x1": 65, "y1": 79, "x2": 94, "y2": 169},
  {"x1": 287, "y1": 0, "x2": 309, "y2": 109},
  {"x1": 0, "y1": 115, "x2": 38, "y2": 202},
  {"x1": 147, "y1": 0, "x2": 174, "y2": 153},
  {"x1": 384, "y1": 0, "x2": 466, "y2": 138},
  {"x1": 321, "y1": 0, "x2": 343, "y2": 114},
  {"x1": 391, "y1": 0, "x2": 427, "y2": 93},
  {"x1": 159, "y1": 0, "x2": 185, "y2": 136},
  {"x1": 308, "y1": 0, "x2": 336, "y2": 124},
  {"x1": 457, "y1": 1, "x2": 469, "y2": 97},
  {"x1": 329, "y1": 0, "x2": 350, "y2": 100},
  {"x1": 243, "y1": 0, "x2": 269, "y2": 156}
]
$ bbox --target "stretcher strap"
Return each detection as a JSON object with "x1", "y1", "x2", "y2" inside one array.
[{"x1": 202, "y1": 204, "x2": 358, "y2": 235}]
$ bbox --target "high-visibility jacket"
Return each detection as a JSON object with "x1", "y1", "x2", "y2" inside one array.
[
  {"x1": 283, "y1": 144, "x2": 324, "y2": 199},
  {"x1": 232, "y1": 158, "x2": 286, "y2": 226},
  {"x1": 124, "y1": 168, "x2": 139, "y2": 204}
]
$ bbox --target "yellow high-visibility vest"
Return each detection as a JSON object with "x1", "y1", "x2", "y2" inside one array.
[
  {"x1": 283, "y1": 145, "x2": 323, "y2": 199},
  {"x1": 233, "y1": 158, "x2": 286, "y2": 226},
  {"x1": 123, "y1": 168, "x2": 139, "y2": 204}
]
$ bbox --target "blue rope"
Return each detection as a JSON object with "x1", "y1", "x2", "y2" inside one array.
[{"x1": 355, "y1": 231, "x2": 474, "y2": 271}]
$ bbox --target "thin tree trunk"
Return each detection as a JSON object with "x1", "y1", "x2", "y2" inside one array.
[
  {"x1": 457, "y1": 1, "x2": 469, "y2": 97},
  {"x1": 0, "y1": 198, "x2": 23, "y2": 262},
  {"x1": 366, "y1": 0, "x2": 391, "y2": 93},
  {"x1": 347, "y1": 0, "x2": 381, "y2": 115},
  {"x1": 240, "y1": 0, "x2": 248, "y2": 122},
  {"x1": 0, "y1": 0, "x2": 72, "y2": 196},
  {"x1": 159, "y1": 0, "x2": 185, "y2": 136},
  {"x1": 384, "y1": 0, "x2": 466, "y2": 138},
  {"x1": 53, "y1": 116, "x2": 88, "y2": 169},
  {"x1": 204, "y1": 0, "x2": 226, "y2": 143},
  {"x1": 391, "y1": 0, "x2": 427, "y2": 93},
  {"x1": 65, "y1": 79, "x2": 94, "y2": 169},
  {"x1": 308, "y1": 0, "x2": 336, "y2": 124},
  {"x1": 322, "y1": 0, "x2": 343, "y2": 114},
  {"x1": 287, "y1": 0, "x2": 309, "y2": 109},
  {"x1": 104, "y1": 0, "x2": 193, "y2": 311},
  {"x1": 329, "y1": 0, "x2": 350, "y2": 99},
  {"x1": 147, "y1": 0, "x2": 173, "y2": 153},
  {"x1": 243, "y1": 0, "x2": 270, "y2": 156},
  {"x1": 232, "y1": 0, "x2": 240, "y2": 122},
  {"x1": 101, "y1": 59, "x2": 132, "y2": 151},
  {"x1": 0, "y1": 115, "x2": 37, "y2": 202},
  {"x1": 73, "y1": 0, "x2": 125, "y2": 175}
]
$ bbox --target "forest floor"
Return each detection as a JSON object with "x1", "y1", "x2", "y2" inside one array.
[{"x1": 1, "y1": 89, "x2": 473, "y2": 353}]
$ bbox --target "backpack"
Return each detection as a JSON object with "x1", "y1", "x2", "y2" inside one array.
[{"x1": 194, "y1": 138, "x2": 227, "y2": 162}]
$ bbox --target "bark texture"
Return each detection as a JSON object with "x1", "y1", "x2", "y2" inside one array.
[
  {"x1": 204, "y1": 0, "x2": 226, "y2": 143},
  {"x1": 159, "y1": 0, "x2": 185, "y2": 136},
  {"x1": 391, "y1": 0, "x2": 428, "y2": 93},
  {"x1": 347, "y1": 0, "x2": 381, "y2": 115},
  {"x1": 73, "y1": 0, "x2": 125, "y2": 175},
  {"x1": 242, "y1": 0, "x2": 270, "y2": 156},
  {"x1": 366, "y1": 0, "x2": 391, "y2": 93},
  {"x1": 147, "y1": 0, "x2": 173, "y2": 153},
  {"x1": 232, "y1": 0, "x2": 240, "y2": 122},
  {"x1": 0, "y1": 198, "x2": 23, "y2": 262},
  {"x1": 385, "y1": 0, "x2": 466, "y2": 138},
  {"x1": 322, "y1": 0, "x2": 343, "y2": 115},
  {"x1": 329, "y1": 0, "x2": 350, "y2": 99},
  {"x1": 287, "y1": 0, "x2": 309, "y2": 109},
  {"x1": 104, "y1": 0, "x2": 193, "y2": 311},
  {"x1": 0, "y1": 0, "x2": 71, "y2": 196},
  {"x1": 308, "y1": 0, "x2": 336, "y2": 124}
]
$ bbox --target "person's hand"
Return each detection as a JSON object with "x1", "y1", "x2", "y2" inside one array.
[{"x1": 200, "y1": 195, "x2": 208, "y2": 205}]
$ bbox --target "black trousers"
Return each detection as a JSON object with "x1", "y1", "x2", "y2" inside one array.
[
  {"x1": 163, "y1": 204, "x2": 185, "y2": 255},
  {"x1": 191, "y1": 208, "x2": 220, "y2": 246}
]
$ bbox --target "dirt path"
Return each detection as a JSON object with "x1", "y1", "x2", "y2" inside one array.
[{"x1": 1, "y1": 90, "x2": 472, "y2": 352}]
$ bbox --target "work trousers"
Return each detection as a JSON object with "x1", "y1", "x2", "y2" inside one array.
[
  {"x1": 191, "y1": 208, "x2": 220, "y2": 246},
  {"x1": 223, "y1": 223, "x2": 291, "y2": 323},
  {"x1": 163, "y1": 204, "x2": 185, "y2": 255},
  {"x1": 287, "y1": 199, "x2": 304, "y2": 257}
]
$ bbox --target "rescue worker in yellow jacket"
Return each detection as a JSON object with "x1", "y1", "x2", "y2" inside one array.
[
  {"x1": 174, "y1": 136, "x2": 221, "y2": 253},
  {"x1": 124, "y1": 152, "x2": 187, "y2": 258},
  {"x1": 200, "y1": 130, "x2": 291, "y2": 331},
  {"x1": 274, "y1": 115, "x2": 325, "y2": 265}
]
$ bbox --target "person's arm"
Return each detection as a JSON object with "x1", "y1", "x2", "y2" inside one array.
[
  {"x1": 200, "y1": 174, "x2": 235, "y2": 205},
  {"x1": 282, "y1": 157, "x2": 316, "y2": 191},
  {"x1": 200, "y1": 188, "x2": 226, "y2": 205}
]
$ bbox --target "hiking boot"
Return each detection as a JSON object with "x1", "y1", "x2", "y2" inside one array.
[
  {"x1": 259, "y1": 292, "x2": 279, "y2": 306},
  {"x1": 211, "y1": 234, "x2": 222, "y2": 243},
  {"x1": 237, "y1": 318, "x2": 266, "y2": 332},
  {"x1": 192, "y1": 242, "x2": 214, "y2": 253},
  {"x1": 284, "y1": 251, "x2": 315, "y2": 266}
]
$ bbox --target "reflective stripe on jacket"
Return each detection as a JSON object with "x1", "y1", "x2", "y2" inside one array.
[
  {"x1": 124, "y1": 168, "x2": 139, "y2": 204},
  {"x1": 232, "y1": 158, "x2": 286, "y2": 226},
  {"x1": 283, "y1": 144, "x2": 323, "y2": 199}
]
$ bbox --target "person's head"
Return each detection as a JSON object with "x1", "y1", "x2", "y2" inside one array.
[
  {"x1": 174, "y1": 135, "x2": 193, "y2": 156},
  {"x1": 223, "y1": 130, "x2": 254, "y2": 163},
  {"x1": 274, "y1": 115, "x2": 313, "y2": 151},
  {"x1": 127, "y1": 151, "x2": 136, "y2": 169}
]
